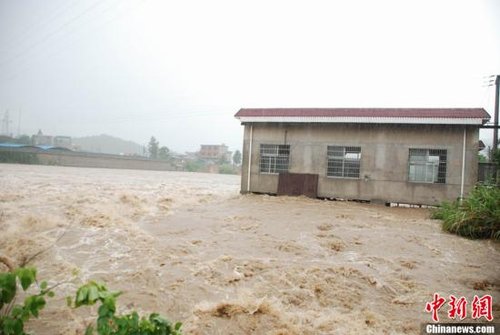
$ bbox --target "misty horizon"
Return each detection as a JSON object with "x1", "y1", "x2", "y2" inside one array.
[{"x1": 1, "y1": 0, "x2": 499, "y2": 152}]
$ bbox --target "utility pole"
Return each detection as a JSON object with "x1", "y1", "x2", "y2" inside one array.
[
  {"x1": 1, "y1": 110, "x2": 12, "y2": 136},
  {"x1": 1, "y1": 110, "x2": 5, "y2": 135},
  {"x1": 494, "y1": 75, "x2": 500, "y2": 152},
  {"x1": 17, "y1": 109, "x2": 21, "y2": 137}
]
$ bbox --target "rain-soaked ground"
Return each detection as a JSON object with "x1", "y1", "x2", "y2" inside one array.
[{"x1": 0, "y1": 164, "x2": 498, "y2": 334}]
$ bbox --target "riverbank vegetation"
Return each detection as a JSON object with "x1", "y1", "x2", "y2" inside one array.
[{"x1": 432, "y1": 184, "x2": 500, "y2": 240}]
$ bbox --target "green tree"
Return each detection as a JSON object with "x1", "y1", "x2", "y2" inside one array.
[
  {"x1": 185, "y1": 160, "x2": 204, "y2": 172},
  {"x1": 0, "y1": 266, "x2": 56, "y2": 335},
  {"x1": 72, "y1": 281, "x2": 182, "y2": 335},
  {"x1": 492, "y1": 148, "x2": 500, "y2": 165},
  {"x1": 158, "y1": 146, "x2": 170, "y2": 160},
  {"x1": 232, "y1": 150, "x2": 241, "y2": 166},
  {"x1": 219, "y1": 164, "x2": 236, "y2": 174},
  {"x1": 431, "y1": 185, "x2": 500, "y2": 240},
  {"x1": 0, "y1": 262, "x2": 182, "y2": 335},
  {"x1": 148, "y1": 137, "x2": 159, "y2": 159}
]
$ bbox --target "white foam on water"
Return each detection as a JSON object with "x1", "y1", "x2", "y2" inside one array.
[{"x1": 0, "y1": 163, "x2": 498, "y2": 335}]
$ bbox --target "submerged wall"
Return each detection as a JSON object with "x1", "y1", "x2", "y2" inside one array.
[
  {"x1": 240, "y1": 123, "x2": 479, "y2": 205},
  {"x1": 0, "y1": 148, "x2": 174, "y2": 171}
]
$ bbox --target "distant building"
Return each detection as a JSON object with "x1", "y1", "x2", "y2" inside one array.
[
  {"x1": 32, "y1": 130, "x2": 53, "y2": 146},
  {"x1": 31, "y1": 130, "x2": 72, "y2": 149},
  {"x1": 235, "y1": 108, "x2": 490, "y2": 205},
  {"x1": 53, "y1": 136, "x2": 72, "y2": 149},
  {"x1": 198, "y1": 144, "x2": 231, "y2": 162}
]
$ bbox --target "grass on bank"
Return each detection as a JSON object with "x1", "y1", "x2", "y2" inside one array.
[
  {"x1": 431, "y1": 184, "x2": 500, "y2": 240},
  {"x1": 0, "y1": 151, "x2": 39, "y2": 164}
]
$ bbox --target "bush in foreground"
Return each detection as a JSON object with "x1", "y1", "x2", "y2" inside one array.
[
  {"x1": 431, "y1": 185, "x2": 500, "y2": 239},
  {"x1": 72, "y1": 281, "x2": 182, "y2": 335},
  {"x1": 0, "y1": 264, "x2": 182, "y2": 335},
  {"x1": 0, "y1": 267, "x2": 54, "y2": 335}
]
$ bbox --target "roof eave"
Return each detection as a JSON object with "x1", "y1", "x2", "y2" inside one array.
[{"x1": 235, "y1": 116, "x2": 485, "y2": 126}]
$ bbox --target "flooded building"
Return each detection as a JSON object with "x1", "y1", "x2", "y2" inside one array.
[
  {"x1": 32, "y1": 129, "x2": 53, "y2": 146},
  {"x1": 53, "y1": 136, "x2": 72, "y2": 149},
  {"x1": 198, "y1": 144, "x2": 231, "y2": 162},
  {"x1": 235, "y1": 108, "x2": 490, "y2": 205},
  {"x1": 31, "y1": 130, "x2": 73, "y2": 149}
]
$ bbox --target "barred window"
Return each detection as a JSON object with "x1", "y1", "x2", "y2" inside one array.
[
  {"x1": 327, "y1": 146, "x2": 361, "y2": 178},
  {"x1": 259, "y1": 144, "x2": 290, "y2": 174},
  {"x1": 408, "y1": 149, "x2": 447, "y2": 184}
]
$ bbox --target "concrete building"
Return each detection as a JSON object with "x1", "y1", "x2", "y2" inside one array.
[
  {"x1": 31, "y1": 130, "x2": 73, "y2": 149},
  {"x1": 53, "y1": 136, "x2": 72, "y2": 149},
  {"x1": 198, "y1": 144, "x2": 231, "y2": 162},
  {"x1": 32, "y1": 130, "x2": 53, "y2": 146},
  {"x1": 235, "y1": 108, "x2": 490, "y2": 205}
]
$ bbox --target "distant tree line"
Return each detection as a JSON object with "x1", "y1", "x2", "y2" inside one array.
[
  {"x1": 0, "y1": 134, "x2": 32, "y2": 145},
  {"x1": 232, "y1": 150, "x2": 241, "y2": 166},
  {"x1": 148, "y1": 136, "x2": 170, "y2": 160},
  {"x1": 0, "y1": 151, "x2": 39, "y2": 164},
  {"x1": 146, "y1": 136, "x2": 242, "y2": 174}
]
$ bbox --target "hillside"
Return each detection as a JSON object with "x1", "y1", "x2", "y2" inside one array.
[{"x1": 73, "y1": 134, "x2": 144, "y2": 156}]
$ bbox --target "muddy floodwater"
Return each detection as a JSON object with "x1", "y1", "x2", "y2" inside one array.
[{"x1": 0, "y1": 164, "x2": 498, "y2": 334}]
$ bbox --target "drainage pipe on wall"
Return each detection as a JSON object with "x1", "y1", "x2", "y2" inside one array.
[
  {"x1": 460, "y1": 126, "x2": 466, "y2": 201},
  {"x1": 247, "y1": 124, "x2": 253, "y2": 192}
]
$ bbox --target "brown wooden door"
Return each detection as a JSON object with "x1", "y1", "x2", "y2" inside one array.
[{"x1": 277, "y1": 173, "x2": 318, "y2": 198}]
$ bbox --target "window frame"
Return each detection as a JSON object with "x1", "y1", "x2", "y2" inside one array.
[
  {"x1": 408, "y1": 148, "x2": 447, "y2": 184},
  {"x1": 326, "y1": 145, "x2": 361, "y2": 179},
  {"x1": 259, "y1": 144, "x2": 290, "y2": 174}
]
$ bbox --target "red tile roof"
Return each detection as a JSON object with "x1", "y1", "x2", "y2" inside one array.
[{"x1": 235, "y1": 108, "x2": 490, "y2": 119}]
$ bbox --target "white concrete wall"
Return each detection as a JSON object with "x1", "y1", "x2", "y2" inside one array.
[{"x1": 240, "y1": 123, "x2": 479, "y2": 205}]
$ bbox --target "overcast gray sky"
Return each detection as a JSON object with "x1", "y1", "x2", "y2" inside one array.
[{"x1": 0, "y1": 0, "x2": 499, "y2": 153}]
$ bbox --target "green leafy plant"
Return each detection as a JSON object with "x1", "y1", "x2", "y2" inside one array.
[
  {"x1": 0, "y1": 267, "x2": 55, "y2": 335},
  {"x1": 492, "y1": 148, "x2": 500, "y2": 165},
  {"x1": 71, "y1": 281, "x2": 182, "y2": 335},
  {"x1": 431, "y1": 184, "x2": 500, "y2": 239},
  {"x1": 185, "y1": 159, "x2": 204, "y2": 172},
  {"x1": 1, "y1": 262, "x2": 182, "y2": 335}
]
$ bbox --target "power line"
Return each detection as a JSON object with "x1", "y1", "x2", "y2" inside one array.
[
  {"x1": 38, "y1": 109, "x2": 232, "y2": 126},
  {"x1": 0, "y1": 0, "x2": 135, "y2": 82},
  {"x1": 0, "y1": 0, "x2": 110, "y2": 70},
  {"x1": 83, "y1": 110, "x2": 231, "y2": 124},
  {"x1": 1, "y1": 0, "x2": 82, "y2": 51}
]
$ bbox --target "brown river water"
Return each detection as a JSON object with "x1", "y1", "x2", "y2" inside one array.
[{"x1": 0, "y1": 164, "x2": 498, "y2": 334}]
